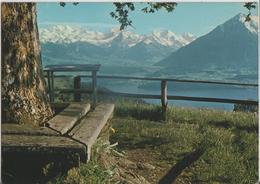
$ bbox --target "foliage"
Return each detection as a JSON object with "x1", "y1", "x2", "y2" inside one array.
[
  {"x1": 110, "y1": 3, "x2": 177, "y2": 30},
  {"x1": 244, "y1": 2, "x2": 257, "y2": 21},
  {"x1": 59, "y1": 2, "x2": 78, "y2": 7},
  {"x1": 53, "y1": 162, "x2": 111, "y2": 184},
  {"x1": 59, "y1": 2, "x2": 255, "y2": 29},
  {"x1": 234, "y1": 103, "x2": 258, "y2": 113},
  {"x1": 51, "y1": 139, "x2": 113, "y2": 184},
  {"x1": 58, "y1": 2, "x2": 177, "y2": 30}
]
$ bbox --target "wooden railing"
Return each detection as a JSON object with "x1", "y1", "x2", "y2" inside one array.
[{"x1": 44, "y1": 74, "x2": 258, "y2": 120}]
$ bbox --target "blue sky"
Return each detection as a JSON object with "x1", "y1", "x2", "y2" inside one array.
[{"x1": 37, "y1": 2, "x2": 258, "y2": 36}]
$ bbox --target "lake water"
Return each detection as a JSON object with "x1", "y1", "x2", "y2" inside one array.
[
  {"x1": 94, "y1": 79, "x2": 258, "y2": 111},
  {"x1": 53, "y1": 73, "x2": 257, "y2": 111}
]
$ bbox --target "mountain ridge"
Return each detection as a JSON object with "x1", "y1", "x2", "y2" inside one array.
[
  {"x1": 155, "y1": 13, "x2": 258, "y2": 81},
  {"x1": 39, "y1": 26, "x2": 196, "y2": 49},
  {"x1": 39, "y1": 26, "x2": 196, "y2": 66}
]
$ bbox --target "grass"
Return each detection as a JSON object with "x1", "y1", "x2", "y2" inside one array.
[
  {"x1": 51, "y1": 139, "x2": 113, "y2": 184},
  {"x1": 49, "y1": 101, "x2": 258, "y2": 184},
  {"x1": 110, "y1": 101, "x2": 258, "y2": 184}
]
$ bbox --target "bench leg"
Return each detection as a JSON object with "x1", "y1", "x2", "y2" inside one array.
[{"x1": 92, "y1": 71, "x2": 97, "y2": 109}]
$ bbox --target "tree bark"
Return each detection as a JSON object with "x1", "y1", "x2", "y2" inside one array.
[{"x1": 1, "y1": 3, "x2": 53, "y2": 126}]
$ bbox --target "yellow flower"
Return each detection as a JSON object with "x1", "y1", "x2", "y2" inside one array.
[{"x1": 110, "y1": 127, "x2": 116, "y2": 133}]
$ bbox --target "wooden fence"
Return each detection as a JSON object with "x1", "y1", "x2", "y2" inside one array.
[{"x1": 44, "y1": 74, "x2": 258, "y2": 120}]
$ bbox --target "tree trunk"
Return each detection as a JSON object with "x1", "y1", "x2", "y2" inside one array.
[{"x1": 1, "y1": 3, "x2": 53, "y2": 126}]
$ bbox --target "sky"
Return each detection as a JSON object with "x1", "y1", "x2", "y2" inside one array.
[{"x1": 37, "y1": 2, "x2": 258, "y2": 36}]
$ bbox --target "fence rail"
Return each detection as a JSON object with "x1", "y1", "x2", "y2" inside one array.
[
  {"x1": 44, "y1": 73, "x2": 258, "y2": 120},
  {"x1": 47, "y1": 74, "x2": 258, "y2": 86}
]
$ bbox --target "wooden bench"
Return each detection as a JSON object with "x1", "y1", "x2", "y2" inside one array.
[
  {"x1": 46, "y1": 103, "x2": 91, "y2": 135},
  {"x1": 2, "y1": 124, "x2": 59, "y2": 136},
  {"x1": 2, "y1": 103, "x2": 114, "y2": 163},
  {"x1": 68, "y1": 103, "x2": 114, "y2": 160},
  {"x1": 2, "y1": 124, "x2": 87, "y2": 164}
]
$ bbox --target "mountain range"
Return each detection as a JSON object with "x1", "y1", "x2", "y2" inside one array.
[
  {"x1": 39, "y1": 13, "x2": 258, "y2": 82},
  {"x1": 155, "y1": 14, "x2": 258, "y2": 82},
  {"x1": 39, "y1": 26, "x2": 196, "y2": 67}
]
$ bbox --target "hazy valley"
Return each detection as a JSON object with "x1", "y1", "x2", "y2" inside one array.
[{"x1": 40, "y1": 14, "x2": 258, "y2": 109}]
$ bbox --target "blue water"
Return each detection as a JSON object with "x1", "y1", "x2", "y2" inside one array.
[{"x1": 94, "y1": 79, "x2": 258, "y2": 111}]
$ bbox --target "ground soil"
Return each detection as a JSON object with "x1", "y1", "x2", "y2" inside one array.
[
  {"x1": 125, "y1": 148, "x2": 171, "y2": 184},
  {"x1": 124, "y1": 148, "x2": 194, "y2": 184}
]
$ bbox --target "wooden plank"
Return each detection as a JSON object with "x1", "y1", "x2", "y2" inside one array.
[
  {"x1": 55, "y1": 88, "x2": 92, "y2": 93},
  {"x1": 167, "y1": 96, "x2": 259, "y2": 105},
  {"x1": 46, "y1": 103, "x2": 91, "y2": 135},
  {"x1": 77, "y1": 75, "x2": 258, "y2": 87},
  {"x1": 92, "y1": 71, "x2": 97, "y2": 108},
  {"x1": 44, "y1": 64, "x2": 101, "y2": 72},
  {"x1": 55, "y1": 89, "x2": 258, "y2": 105},
  {"x1": 69, "y1": 103, "x2": 114, "y2": 160},
  {"x1": 51, "y1": 71, "x2": 55, "y2": 102},
  {"x1": 2, "y1": 134, "x2": 87, "y2": 161},
  {"x1": 74, "y1": 76, "x2": 81, "y2": 102},
  {"x1": 2, "y1": 134, "x2": 85, "y2": 151},
  {"x1": 44, "y1": 74, "x2": 258, "y2": 87},
  {"x1": 161, "y1": 80, "x2": 168, "y2": 121},
  {"x1": 2, "y1": 124, "x2": 59, "y2": 136}
]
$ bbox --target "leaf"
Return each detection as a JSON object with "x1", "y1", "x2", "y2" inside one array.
[
  {"x1": 243, "y1": 2, "x2": 257, "y2": 22},
  {"x1": 110, "y1": 2, "x2": 177, "y2": 30},
  {"x1": 59, "y1": 2, "x2": 66, "y2": 7}
]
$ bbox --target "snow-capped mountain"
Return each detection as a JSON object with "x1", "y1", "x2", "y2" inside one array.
[
  {"x1": 142, "y1": 30, "x2": 196, "y2": 48},
  {"x1": 155, "y1": 13, "x2": 258, "y2": 82},
  {"x1": 39, "y1": 25, "x2": 196, "y2": 68},
  {"x1": 39, "y1": 26, "x2": 195, "y2": 49},
  {"x1": 40, "y1": 25, "x2": 117, "y2": 46}
]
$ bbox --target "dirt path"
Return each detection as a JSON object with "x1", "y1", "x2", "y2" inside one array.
[
  {"x1": 125, "y1": 148, "x2": 171, "y2": 184},
  {"x1": 124, "y1": 148, "x2": 198, "y2": 184}
]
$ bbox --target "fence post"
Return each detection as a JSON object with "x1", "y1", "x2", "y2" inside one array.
[
  {"x1": 47, "y1": 71, "x2": 52, "y2": 102},
  {"x1": 50, "y1": 71, "x2": 54, "y2": 102},
  {"x1": 74, "y1": 76, "x2": 81, "y2": 102},
  {"x1": 161, "y1": 80, "x2": 168, "y2": 121},
  {"x1": 92, "y1": 71, "x2": 97, "y2": 109}
]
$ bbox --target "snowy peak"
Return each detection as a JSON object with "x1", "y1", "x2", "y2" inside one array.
[
  {"x1": 217, "y1": 13, "x2": 258, "y2": 34},
  {"x1": 109, "y1": 30, "x2": 143, "y2": 48},
  {"x1": 241, "y1": 15, "x2": 258, "y2": 34},
  {"x1": 156, "y1": 13, "x2": 258, "y2": 79},
  {"x1": 39, "y1": 25, "x2": 196, "y2": 49},
  {"x1": 40, "y1": 25, "x2": 115, "y2": 45},
  {"x1": 181, "y1": 33, "x2": 197, "y2": 43},
  {"x1": 143, "y1": 30, "x2": 196, "y2": 48},
  {"x1": 236, "y1": 13, "x2": 258, "y2": 34}
]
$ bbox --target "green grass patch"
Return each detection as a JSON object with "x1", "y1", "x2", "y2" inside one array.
[
  {"x1": 51, "y1": 139, "x2": 113, "y2": 184},
  {"x1": 111, "y1": 102, "x2": 258, "y2": 183}
]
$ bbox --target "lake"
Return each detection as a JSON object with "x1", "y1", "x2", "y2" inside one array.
[{"x1": 94, "y1": 79, "x2": 258, "y2": 111}]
